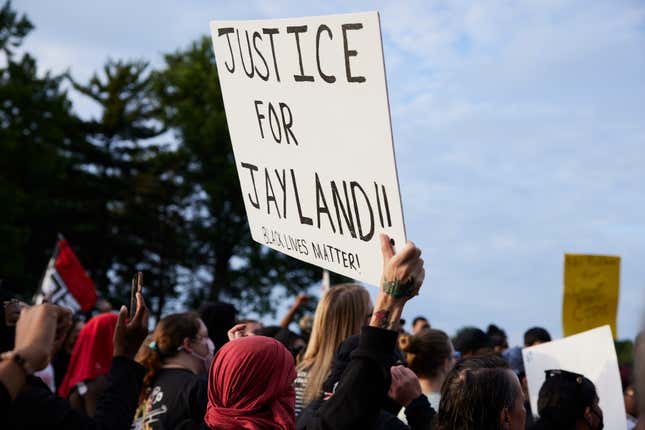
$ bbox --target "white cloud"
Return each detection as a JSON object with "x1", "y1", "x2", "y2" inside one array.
[{"x1": 14, "y1": 0, "x2": 645, "y2": 345}]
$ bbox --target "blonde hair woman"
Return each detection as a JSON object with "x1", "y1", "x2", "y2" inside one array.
[{"x1": 294, "y1": 283, "x2": 372, "y2": 417}]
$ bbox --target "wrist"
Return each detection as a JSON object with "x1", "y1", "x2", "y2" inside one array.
[
  {"x1": 405, "y1": 391, "x2": 423, "y2": 406},
  {"x1": 0, "y1": 350, "x2": 34, "y2": 375},
  {"x1": 403, "y1": 393, "x2": 426, "y2": 409},
  {"x1": 369, "y1": 304, "x2": 403, "y2": 330},
  {"x1": 0, "y1": 358, "x2": 28, "y2": 400},
  {"x1": 374, "y1": 294, "x2": 404, "y2": 315}
]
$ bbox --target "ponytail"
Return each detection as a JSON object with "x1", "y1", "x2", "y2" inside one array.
[
  {"x1": 137, "y1": 312, "x2": 201, "y2": 403},
  {"x1": 401, "y1": 329, "x2": 452, "y2": 379},
  {"x1": 137, "y1": 339, "x2": 163, "y2": 403}
]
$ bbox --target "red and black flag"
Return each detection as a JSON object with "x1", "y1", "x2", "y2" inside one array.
[{"x1": 34, "y1": 237, "x2": 97, "y2": 312}]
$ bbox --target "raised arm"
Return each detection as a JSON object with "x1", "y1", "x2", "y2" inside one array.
[
  {"x1": 0, "y1": 304, "x2": 70, "y2": 399},
  {"x1": 280, "y1": 294, "x2": 309, "y2": 328},
  {"x1": 8, "y1": 280, "x2": 150, "y2": 430},
  {"x1": 370, "y1": 235, "x2": 424, "y2": 330},
  {"x1": 298, "y1": 234, "x2": 426, "y2": 430}
]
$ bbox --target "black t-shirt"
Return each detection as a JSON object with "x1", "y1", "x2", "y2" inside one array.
[
  {"x1": 5, "y1": 356, "x2": 145, "y2": 430},
  {"x1": 132, "y1": 368, "x2": 207, "y2": 430}
]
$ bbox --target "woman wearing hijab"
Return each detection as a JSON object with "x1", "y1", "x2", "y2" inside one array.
[
  {"x1": 58, "y1": 312, "x2": 118, "y2": 417},
  {"x1": 204, "y1": 335, "x2": 296, "y2": 430}
]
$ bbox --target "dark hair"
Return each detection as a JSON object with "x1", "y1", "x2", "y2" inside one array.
[
  {"x1": 400, "y1": 329, "x2": 452, "y2": 378},
  {"x1": 412, "y1": 316, "x2": 428, "y2": 326},
  {"x1": 635, "y1": 330, "x2": 645, "y2": 416},
  {"x1": 524, "y1": 327, "x2": 551, "y2": 346},
  {"x1": 436, "y1": 355, "x2": 520, "y2": 430},
  {"x1": 237, "y1": 318, "x2": 260, "y2": 325},
  {"x1": 138, "y1": 312, "x2": 201, "y2": 402},
  {"x1": 453, "y1": 327, "x2": 492, "y2": 355},
  {"x1": 536, "y1": 370, "x2": 597, "y2": 428},
  {"x1": 487, "y1": 324, "x2": 508, "y2": 350},
  {"x1": 255, "y1": 325, "x2": 304, "y2": 359},
  {"x1": 199, "y1": 302, "x2": 236, "y2": 349}
]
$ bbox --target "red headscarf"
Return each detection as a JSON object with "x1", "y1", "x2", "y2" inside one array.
[
  {"x1": 204, "y1": 336, "x2": 296, "y2": 430},
  {"x1": 58, "y1": 312, "x2": 118, "y2": 398}
]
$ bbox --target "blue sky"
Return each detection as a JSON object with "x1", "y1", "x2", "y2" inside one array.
[{"x1": 18, "y1": 0, "x2": 645, "y2": 345}]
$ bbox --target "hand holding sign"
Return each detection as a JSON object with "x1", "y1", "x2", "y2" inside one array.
[
  {"x1": 370, "y1": 234, "x2": 425, "y2": 330},
  {"x1": 379, "y1": 234, "x2": 424, "y2": 301},
  {"x1": 210, "y1": 12, "x2": 406, "y2": 286}
]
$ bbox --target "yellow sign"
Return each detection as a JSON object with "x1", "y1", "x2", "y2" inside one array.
[{"x1": 563, "y1": 254, "x2": 620, "y2": 338}]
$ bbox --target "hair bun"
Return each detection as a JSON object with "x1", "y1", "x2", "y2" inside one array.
[
  {"x1": 398, "y1": 333, "x2": 410, "y2": 351},
  {"x1": 399, "y1": 333, "x2": 418, "y2": 353}
]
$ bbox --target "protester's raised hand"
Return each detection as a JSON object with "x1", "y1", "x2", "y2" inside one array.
[
  {"x1": 113, "y1": 280, "x2": 149, "y2": 359},
  {"x1": 228, "y1": 323, "x2": 253, "y2": 341},
  {"x1": 11, "y1": 304, "x2": 71, "y2": 372},
  {"x1": 379, "y1": 234, "x2": 425, "y2": 302},
  {"x1": 295, "y1": 294, "x2": 309, "y2": 307},
  {"x1": 388, "y1": 365, "x2": 422, "y2": 407},
  {"x1": 3, "y1": 299, "x2": 27, "y2": 326},
  {"x1": 370, "y1": 234, "x2": 425, "y2": 330}
]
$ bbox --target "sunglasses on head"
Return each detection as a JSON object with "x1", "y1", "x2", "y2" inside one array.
[{"x1": 545, "y1": 369, "x2": 584, "y2": 384}]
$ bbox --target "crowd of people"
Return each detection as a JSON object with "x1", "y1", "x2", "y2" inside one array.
[{"x1": 1, "y1": 234, "x2": 643, "y2": 429}]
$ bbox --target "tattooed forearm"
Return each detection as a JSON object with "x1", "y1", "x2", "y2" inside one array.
[
  {"x1": 371, "y1": 309, "x2": 397, "y2": 329},
  {"x1": 382, "y1": 279, "x2": 416, "y2": 299}
]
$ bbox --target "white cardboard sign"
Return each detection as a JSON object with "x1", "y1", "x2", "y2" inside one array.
[
  {"x1": 522, "y1": 325, "x2": 626, "y2": 429},
  {"x1": 209, "y1": 12, "x2": 406, "y2": 285}
]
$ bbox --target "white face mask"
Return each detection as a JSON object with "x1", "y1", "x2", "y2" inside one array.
[{"x1": 190, "y1": 338, "x2": 215, "y2": 373}]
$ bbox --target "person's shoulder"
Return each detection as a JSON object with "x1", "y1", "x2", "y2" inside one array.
[
  {"x1": 153, "y1": 368, "x2": 200, "y2": 387},
  {"x1": 183, "y1": 373, "x2": 208, "y2": 401},
  {"x1": 157, "y1": 367, "x2": 196, "y2": 378},
  {"x1": 183, "y1": 374, "x2": 208, "y2": 416}
]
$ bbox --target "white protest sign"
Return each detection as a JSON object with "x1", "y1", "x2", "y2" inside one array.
[
  {"x1": 522, "y1": 325, "x2": 626, "y2": 429},
  {"x1": 209, "y1": 12, "x2": 406, "y2": 285}
]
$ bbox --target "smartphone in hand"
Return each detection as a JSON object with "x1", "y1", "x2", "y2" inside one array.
[{"x1": 130, "y1": 272, "x2": 142, "y2": 317}]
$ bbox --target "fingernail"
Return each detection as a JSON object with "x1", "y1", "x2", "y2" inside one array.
[{"x1": 390, "y1": 238, "x2": 395, "y2": 246}]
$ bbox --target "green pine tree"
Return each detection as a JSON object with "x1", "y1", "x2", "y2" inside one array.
[
  {"x1": 0, "y1": 1, "x2": 90, "y2": 299},
  {"x1": 153, "y1": 37, "x2": 323, "y2": 315}
]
